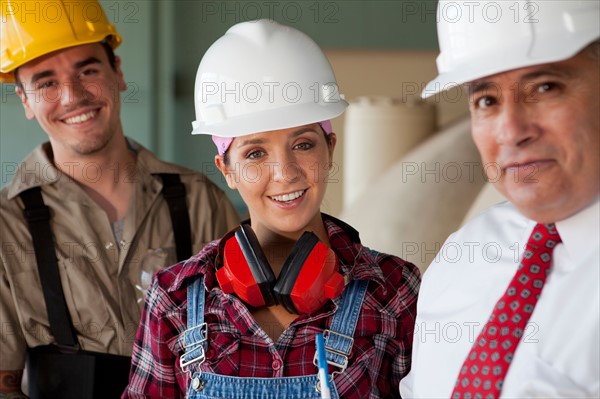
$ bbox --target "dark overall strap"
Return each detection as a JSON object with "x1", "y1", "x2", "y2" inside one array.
[
  {"x1": 158, "y1": 173, "x2": 193, "y2": 262},
  {"x1": 19, "y1": 187, "x2": 79, "y2": 348}
]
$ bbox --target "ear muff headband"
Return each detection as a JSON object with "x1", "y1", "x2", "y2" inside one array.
[
  {"x1": 274, "y1": 232, "x2": 319, "y2": 313},
  {"x1": 217, "y1": 224, "x2": 344, "y2": 314},
  {"x1": 235, "y1": 224, "x2": 278, "y2": 306},
  {"x1": 217, "y1": 225, "x2": 276, "y2": 308}
]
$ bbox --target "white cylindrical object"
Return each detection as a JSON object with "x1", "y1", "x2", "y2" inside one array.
[{"x1": 343, "y1": 97, "x2": 437, "y2": 208}]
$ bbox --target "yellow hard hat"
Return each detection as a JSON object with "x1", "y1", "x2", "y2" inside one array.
[{"x1": 1, "y1": 0, "x2": 122, "y2": 83}]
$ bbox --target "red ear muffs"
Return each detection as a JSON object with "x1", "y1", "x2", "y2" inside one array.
[
  {"x1": 217, "y1": 224, "x2": 277, "y2": 308},
  {"x1": 216, "y1": 224, "x2": 344, "y2": 314}
]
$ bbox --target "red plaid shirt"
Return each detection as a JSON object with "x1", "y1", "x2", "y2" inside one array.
[{"x1": 123, "y1": 215, "x2": 420, "y2": 398}]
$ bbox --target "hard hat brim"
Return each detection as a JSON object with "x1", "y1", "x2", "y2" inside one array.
[
  {"x1": 0, "y1": 34, "x2": 121, "y2": 84},
  {"x1": 422, "y1": 33, "x2": 599, "y2": 99},
  {"x1": 191, "y1": 100, "x2": 348, "y2": 138}
]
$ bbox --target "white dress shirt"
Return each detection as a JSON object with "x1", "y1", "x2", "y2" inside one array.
[{"x1": 401, "y1": 199, "x2": 600, "y2": 398}]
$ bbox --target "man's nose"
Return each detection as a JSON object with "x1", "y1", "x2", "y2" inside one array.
[{"x1": 496, "y1": 100, "x2": 540, "y2": 147}]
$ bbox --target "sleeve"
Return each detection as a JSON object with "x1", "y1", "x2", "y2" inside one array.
[
  {"x1": 183, "y1": 173, "x2": 240, "y2": 252},
  {"x1": 391, "y1": 260, "x2": 421, "y2": 394},
  {"x1": 366, "y1": 253, "x2": 420, "y2": 398},
  {"x1": 122, "y1": 277, "x2": 184, "y2": 399},
  {"x1": 0, "y1": 246, "x2": 28, "y2": 371}
]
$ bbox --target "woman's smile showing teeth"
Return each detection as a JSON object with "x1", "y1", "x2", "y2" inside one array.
[{"x1": 270, "y1": 190, "x2": 305, "y2": 202}]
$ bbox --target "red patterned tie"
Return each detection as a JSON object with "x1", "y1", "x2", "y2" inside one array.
[{"x1": 451, "y1": 223, "x2": 561, "y2": 399}]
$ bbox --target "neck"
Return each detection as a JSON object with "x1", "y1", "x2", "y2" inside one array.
[
  {"x1": 51, "y1": 134, "x2": 137, "y2": 223},
  {"x1": 250, "y1": 215, "x2": 331, "y2": 276}
]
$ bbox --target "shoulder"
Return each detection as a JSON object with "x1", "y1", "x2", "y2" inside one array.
[
  {"x1": 151, "y1": 239, "x2": 221, "y2": 300},
  {"x1": 0, "y1": 185, "x2": 13, "y2": 204},
  {"x1": 368, "y1": 248, "x2": 421, "y2": 285},
  {"x1": 0, "y1": 186, "x2": 21, "y2": 235},
  {"x1": 421, "y1": 201, "x2": 534, "y2": 290},
  {"x1": 132, "y1": 141, "x2": 230, "y2": 199},
  {"x1": 441, "y1": 201, "x2": 532, "y2": 251},
  {"x1": 357, "y1": 246, "x2": 421, "y2": 318},
  {"x1": 2, "y1": 144, "x2": 54, "y2": 200},
  {"x1": 139, "y1": 149, "x2": 226, "y2": 194},
  {"x1": 132, "y1": 139, "x2": 209, "y2": 182}
]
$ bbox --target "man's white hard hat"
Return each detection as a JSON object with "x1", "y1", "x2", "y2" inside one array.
[{"x1": 423, "y1": 0, "x2": 600, "y2": 98}]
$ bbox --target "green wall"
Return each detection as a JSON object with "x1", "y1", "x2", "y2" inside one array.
[{"x1": 0, "y1": 0, "x2": 439, "y2": 214}]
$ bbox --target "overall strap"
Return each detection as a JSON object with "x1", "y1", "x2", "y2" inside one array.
[
  {"x1": 158, "y1": 173, "x2": 192, "y2": 262},
  {"x1": 19, "y1": 187, "x2": 79, "y2": 348},
  {"x1": 322, "y1": 279, "x2": 369, "y2": 373},
  {"x1": 179, "y1": 276, "x2": 208, "y2": 372}
]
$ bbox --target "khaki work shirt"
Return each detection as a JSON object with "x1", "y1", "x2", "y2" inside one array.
[{"x1": 0, "y1": 140, "x2": 239, "y2": 369}]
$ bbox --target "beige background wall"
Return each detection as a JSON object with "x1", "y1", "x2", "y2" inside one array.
[{"x1": 322, "y1": 50, "x2": 470, "y2": 216}]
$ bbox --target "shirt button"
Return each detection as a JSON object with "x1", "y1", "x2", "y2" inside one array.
[
  {"x1": 272, "y1": 359, "x2": 282, "y2": 370},
  {"x1": 105, "y1": 242, "x2": 114, "y2": 250},
  {"x1": 119, "y1": 240, "x2": 126, "y2": 248}
]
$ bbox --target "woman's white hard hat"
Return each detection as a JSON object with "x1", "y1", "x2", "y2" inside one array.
[{"x1": 192, "y1": 19, "x2": 348, "y2": 137}]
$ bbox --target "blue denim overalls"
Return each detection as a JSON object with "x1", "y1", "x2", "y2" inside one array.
[{"x1": 179, "y1": 276, "x2": 369, "y2": 399}]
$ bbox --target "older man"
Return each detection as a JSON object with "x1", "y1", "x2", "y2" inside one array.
[{"x1": 401, "y1": 1, "x2": 599, "y2": 398}]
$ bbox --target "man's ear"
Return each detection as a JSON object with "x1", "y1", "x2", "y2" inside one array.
[
  {"x1": 16, "y1": 86, "x2": 36, "y2": 120},
  {"x1": 114, "y1": 56, "x2": 127, "y2": 92},
  {"x1": 215, "y1": 155, "x2": 237, "y2": 190}
]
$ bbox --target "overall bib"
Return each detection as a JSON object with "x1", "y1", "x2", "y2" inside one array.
[{"x1": 180, "y1": 277, "x2": 368, "y2": 399}]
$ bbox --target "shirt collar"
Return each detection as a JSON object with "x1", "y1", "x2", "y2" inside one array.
[
  {"x1": 5, "y1": 138, "x2": 197, "y2": 200},
  {"x1": 167, "y1": 214, "x2": 387, "y2": 293},
  {"x1": 555, "y1": 197, "x2": 600, "y2": 266}
]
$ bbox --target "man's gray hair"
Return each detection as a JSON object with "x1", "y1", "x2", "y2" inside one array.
[{"x1": 586, "y1": 39, "x2": 600, "y2": 61}]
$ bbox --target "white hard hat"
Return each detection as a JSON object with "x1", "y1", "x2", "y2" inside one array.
[
  {"x1": 191, "y1": 19, "x2": 348, "y2": 137},
  {"x1": 423, "y1": 0, "x2": 600, "y2": 98}
]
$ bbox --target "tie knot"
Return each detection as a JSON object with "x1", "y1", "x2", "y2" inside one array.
[{"x1": 530, "y1": 223, "x2": 562, "y2": 249}]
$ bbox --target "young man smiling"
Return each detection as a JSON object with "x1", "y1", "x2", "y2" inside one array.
[{"x1": 0, "y1": 1, "x2": 238, "y2": 397}]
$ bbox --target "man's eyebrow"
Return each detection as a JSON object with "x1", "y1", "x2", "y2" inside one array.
[
  {"x1": 29, "y1": 57, "x2": 102, "y2": 85},
  {"x1": 30, "y1": 70, "x2": 54, "y2": 85},
  {"x1": 520, "y1": 67, "x2": 572, "y2": 81},
  {"x1": 467, "y1": 81, "x2": 497, "y2": 96},
  {"x1": 74, "y1": 56, "x2": 102, "y2": 70},
  {"x1": 467, "y1": 66, "x2": 573, "y2": 96}
]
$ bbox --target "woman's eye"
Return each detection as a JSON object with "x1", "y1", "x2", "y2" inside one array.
[
  {"x1": 247, "y1": 150, "x2": 265, "y2": 159},
  {"x1": 294, "y1": 142, "x2": 313, "y2": 151}
]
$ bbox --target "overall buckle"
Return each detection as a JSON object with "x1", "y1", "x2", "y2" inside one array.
[{"x1": 179, "y1": 323, "x2": 208, "y2": 372}]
